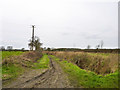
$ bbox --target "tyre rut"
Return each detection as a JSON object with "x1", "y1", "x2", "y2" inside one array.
[{"x1": 4, "y1": 56, "x2": 73, "y2": 88}]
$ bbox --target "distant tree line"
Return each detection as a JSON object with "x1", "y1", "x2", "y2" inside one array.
[
  {"x1": 0, "y1": 46, "x2": 13, "y2": 51},
  {"x1": 0, "y1": 46, "x2": 28, "y2": 51},
  {"x1": 48, "y1": 48, "x2": 119, "y2": 53}
]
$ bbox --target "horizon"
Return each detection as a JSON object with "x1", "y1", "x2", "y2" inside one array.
[{"x1": 0, "y1": 46, "x2": 118, "y2": 50}]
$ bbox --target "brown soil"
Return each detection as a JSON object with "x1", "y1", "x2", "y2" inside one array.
[{"x1": 3, "y1": 56, "x2": 73, "y2": 88}]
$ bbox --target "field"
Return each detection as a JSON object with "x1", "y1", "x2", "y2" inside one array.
[
  {"x1": 2, "y1": 51, "x2": 24, "y2": 81},
  {"x1": 2, "y1": 51, "x2": 119, "y2": 88},
  {"x1": 2, "y1": 51, "x2": 43, "y2": 82},
  {"x1": 2, "y1": 51, "x2": 24, "y2": 59}
]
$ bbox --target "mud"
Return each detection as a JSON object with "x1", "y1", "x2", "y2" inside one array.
[{"x1": 3, "y1": 56, "x2": 73, "y2": 88}]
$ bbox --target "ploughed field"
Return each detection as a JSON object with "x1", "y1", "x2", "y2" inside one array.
[{"x1": 1, "y1": 51, "x2": 119, "y2": 88}]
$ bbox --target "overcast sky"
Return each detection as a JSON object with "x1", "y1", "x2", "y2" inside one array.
[{"x1": 0, "y1": 0, "x2": 119, "y2": 49}]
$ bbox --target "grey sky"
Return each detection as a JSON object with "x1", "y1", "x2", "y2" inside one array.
[{"x1": 0, "y1": 0, "x2": 118, "y2": 49}]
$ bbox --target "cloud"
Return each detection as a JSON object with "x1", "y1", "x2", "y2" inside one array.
[
  {"x1": 85, "y1": 34, "x2": 101, "y2": 39},
  {"x1": 1, "y1": 0, "x2": 118, "y2": 49}
]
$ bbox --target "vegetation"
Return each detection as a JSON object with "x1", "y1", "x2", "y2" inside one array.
[
  {"x1": 2, "y1": 54, "x2": 50, "y2": 81},
  {"x1": 2, "y1": 50, "x2": 119, "y2": 88},
  {"x1": 28, "y1": 36, "x2": 42, "y2": 51},
  {"x1": 50, "y1": 48, "x2": 119, "y2": 53},
  {"x1": 87, "y1": 45, "x2": 91, "y2": 49},
  {"x1": 2, "y1": 51, "x2": 43, "y2": 81},
  {"x1": 2, "y1": 64, "x2": 24, "y2": 80},
  {"x1": 2, "y1": 51, "x2": 24, "y2": 59},
  {"x1": 51, "y1": 55, "x2": 118, "y2": 88},
  {"x1": 48, "y1": 51, "x2": 118, "y2": 75},
  {"x1": 33, "y1": 55, "x2": 49, "y2": 69}
]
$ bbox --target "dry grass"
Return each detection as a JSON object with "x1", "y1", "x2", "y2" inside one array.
[
  {"x1": 45, "y1": 51, "x2": 118, "y2": 75},
  {"x1": 2, "y1": 51, "x2": 43, "y2": 67},
  {"x1": 2, "y1": 51, "x2": 43, "y2": 80}
]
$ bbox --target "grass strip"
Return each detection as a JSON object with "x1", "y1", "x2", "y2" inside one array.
[
  {"x1": 32, "y1": 55, "x2": 49, "y2": 69},
  {"x1": 51, "y1": 55, "x2": 118, "y2": 88},
  {"x1": 2, "y1": 64, "x2": 24, "y2": 80},
  {"x1": 2, "y1": 54, "x2": 49, "y2": 81}
]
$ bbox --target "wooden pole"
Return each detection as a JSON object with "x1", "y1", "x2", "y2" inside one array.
[{"x1": 32, "y1": 25, "x2": 35, "y2": 50}]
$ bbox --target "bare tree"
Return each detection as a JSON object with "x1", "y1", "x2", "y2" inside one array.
[
  {"x1": 0, "y1": 46, "x2": 5, "y2": 51},
  {"x1": 28, "y1": 36, "x2": 42, "y2": 51},
  {"x1": 34, "y1": 36, "x2": 42, "y2": 51},
  {"x1": 28, "y1": 39, "x2": 34, "y2": 50},
  {"x1": 96, "y1": 45, "x2": 100, "y2": 49},
  {"x1": 100, "y1": 40, "x2": 104, "y2": 49},
  {"x1": 87, "y1": 45, "x2": 91, "y2": 49},
  {"x1": 43, "y1": 47, "x2": 47, "y2": 50},
  {"x1": 21, "y1": 48, "x2": 25, "y2": 51}
]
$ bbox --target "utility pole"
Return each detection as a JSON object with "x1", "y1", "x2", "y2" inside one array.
[{"x1": 31, "y1": 25, "x2": 35, "y2": 51}]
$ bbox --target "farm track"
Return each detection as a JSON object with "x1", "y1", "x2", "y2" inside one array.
[{"x1": 3, "y1": 56, "x2": 73, "y2": 88}]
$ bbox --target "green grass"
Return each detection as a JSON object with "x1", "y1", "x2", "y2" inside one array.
[
  {"x1": 1, "y1": 51, "x2": 24, "y2": 80},
  {"x1": 2, "y1": 54, "x2": 50, "y2": 81},
  {"x1": 2, "y1": 51, "x2": 24, "y2": 59},
  {"x1": 2, "y1": 64, "x2": 24, "y2": 80},
  {"x1": 32, "y1": 55, "x2": 50, "y2": 69},
  {"x1": 51, "y1": 55, "x2": 118, "y2": 88}
]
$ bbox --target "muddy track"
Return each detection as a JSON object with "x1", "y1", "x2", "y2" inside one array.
[{"x1": 3, "y1": 56, "x2": 73, "y2": 88}]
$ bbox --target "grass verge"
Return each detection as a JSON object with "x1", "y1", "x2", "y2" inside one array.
[
  {"x1": 2, "y1": 53, "x2": 49, "y2": 81},
  {"x1": 2, "y1": 64, "x2": 24, "y2": 80},
  {"x1": 51, "y1": 55, "x2": 118, "y2": 88},
  {"x1": 32, "y1": 54, "x2": 49, "y2": 69},
  {"x1": 2, "y1": 51, "x2": 25, "y2": 80}
]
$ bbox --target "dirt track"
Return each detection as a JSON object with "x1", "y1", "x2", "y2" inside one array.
[{"x1": 3, "y1": 56, "x2": 73, "y2": 88}]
